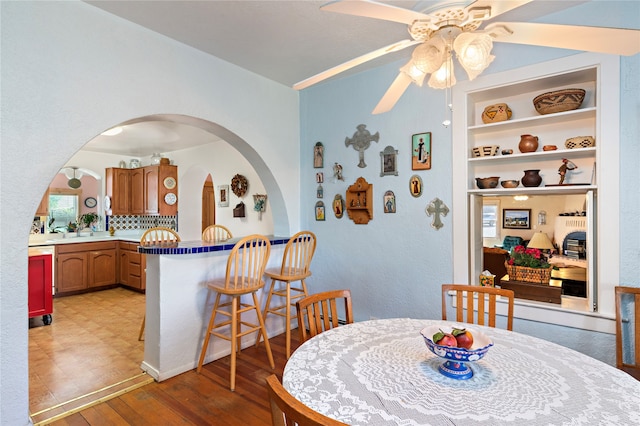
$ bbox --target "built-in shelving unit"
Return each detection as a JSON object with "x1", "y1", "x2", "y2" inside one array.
[{"x1": 452, "y1": 53, "x2": 620, "y2": 328}]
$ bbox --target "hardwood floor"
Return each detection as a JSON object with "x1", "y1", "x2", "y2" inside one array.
[{"x1": 29, "y1": 287, "x2": 300, "y2": 425}]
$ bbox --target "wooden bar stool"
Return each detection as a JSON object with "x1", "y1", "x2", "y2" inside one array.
[
  {"x1": 257, "y1": 231, "x2": 316, "y2": 358},
  {"x1": 197, "y1": 234, "x2": 274, "y2": 391},
  {"x1": 202, "y1": 224, "x2": 232, "y2": 242},
  {"x1": 138, "y1": 227, "x2": 180, "y2": 341}
]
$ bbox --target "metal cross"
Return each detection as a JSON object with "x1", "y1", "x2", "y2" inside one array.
[
  {"x1": 345, "y1": 124, "x2": 379, "y2": 168},
  {"x1": 426, "y1": 197, "x2": 449, "y2": 230}
]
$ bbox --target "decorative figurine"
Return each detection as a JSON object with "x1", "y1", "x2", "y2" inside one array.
[
  {"x1": 333, "y1": 162, "x2": 344, "y2": 181},
  {"x1": 558, "y1": 158, "x2": 578, "y2": 184},
  {"x1": 345, "y1": 124, "x2": 379, "y2": 168}
]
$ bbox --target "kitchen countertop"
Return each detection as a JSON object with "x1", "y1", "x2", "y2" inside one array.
[{"x1": 28, "y1": 231, "x2": 145, "y2": 247}]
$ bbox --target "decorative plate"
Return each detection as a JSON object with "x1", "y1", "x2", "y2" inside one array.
[
  {"x1": 164, "y1": 192, "x2": 177, "y2": 206},
  {"x1": 104, "y1": 195, "x2": 111, "y2": 211},
  {"x1": 84, "y1": 197, "x2": 97, "y2": 208},
  {"x1": 163, "y1": 176, "x2": 176, "y2": 189},
  {"x1": 231, "y1": 174, "x2": 248, "y2": 197}
]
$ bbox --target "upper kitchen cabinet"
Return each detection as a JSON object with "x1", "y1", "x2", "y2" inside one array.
[
  {"x1": 105, "y1": 168, "x2": 130, "y2": 215},
  {"x1": 105, "y1": 165, "x2": 178, "y2": 216},
  {"x1": 35, "y1": 188, "x2": 50, "y2": 217}
]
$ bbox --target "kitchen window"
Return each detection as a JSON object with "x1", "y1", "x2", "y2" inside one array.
[{"x1": 48, "y1": 189, "x2": 80, "y2": 232}]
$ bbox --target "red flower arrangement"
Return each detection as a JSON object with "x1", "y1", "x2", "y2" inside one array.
[{"x1": 508, "y1": 245, "x2": 550, "y2": 269}]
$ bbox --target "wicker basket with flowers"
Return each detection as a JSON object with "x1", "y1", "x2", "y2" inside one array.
[{"x1": 505, "y1": 245, "x2": 552, "y2": 284}]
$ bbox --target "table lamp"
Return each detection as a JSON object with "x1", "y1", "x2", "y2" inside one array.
[{"x1": 527, "y1": 231, "x2": 555, "y2": 258}]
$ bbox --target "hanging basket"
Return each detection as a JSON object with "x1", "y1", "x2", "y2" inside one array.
[{"x1": 505, "y1": 262, "x2": 552, "y2": 284}]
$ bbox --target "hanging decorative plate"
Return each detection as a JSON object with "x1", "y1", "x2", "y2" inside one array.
[
  {"x1": 84, "y1": 197, "x2": 97, "y2": 208},
  {"x1": 104, "y1": 195, "x2": 111, "y2": 211},
  {"x1": 164, "y1": 192, "x2": 177, "y2": 206},
  {"x1": 231, "y1": 174, "x2": 248, "y2": 197},
  {"x1": 163, "y1": 176, "x2": 176, "y2": 189}
]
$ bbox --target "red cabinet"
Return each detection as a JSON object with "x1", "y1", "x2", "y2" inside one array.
[{"x1": 28, "y1": 254, "x2": 53, "y2": 325}]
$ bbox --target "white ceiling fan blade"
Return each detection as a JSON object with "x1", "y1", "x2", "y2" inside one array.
[
  {"x1": 486, "y1": 22, "x2": 640, "y2": 56},
  {"x1": 294, "y1": 39, "x2": 419, "y2": 90},
  {"x1": 372, "y1": 72, "x2": 412, "y2": 115},
  {"x1": 466, "y1": 0, "x2": 533, "y2": 20},
  {"x1": 321, "y1": 0, "x2": 428, "y2": 25}
]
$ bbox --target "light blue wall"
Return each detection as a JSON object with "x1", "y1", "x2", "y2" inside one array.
[{"x1": 299, "y1": 1, "x2": 639, "y2": 364}]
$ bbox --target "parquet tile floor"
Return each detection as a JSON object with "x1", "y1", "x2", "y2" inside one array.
[{"x1": 28, "y1": 286, "x2": 299, "y2": 425}]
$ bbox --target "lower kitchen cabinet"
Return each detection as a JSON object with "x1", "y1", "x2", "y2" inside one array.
[
  {"x1": 118, "y1": 241, "x2": 146, "y2": 290},
  {"x1": 56, "y1": 241, "x2": 117, "y2": 295}
]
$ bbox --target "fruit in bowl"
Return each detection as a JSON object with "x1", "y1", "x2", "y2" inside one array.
[{"x1": 420, "y1": 325, "x2": 493, "y2": 380}]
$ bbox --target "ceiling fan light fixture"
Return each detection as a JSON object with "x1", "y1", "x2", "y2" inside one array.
[
  {"x1": 411, "y1": 37, "x2": 446, "y2": 74},
  {"x1": 454, "y1": 32, "x2": 495, "y2": 80},
  {"x1": 64, "y1": 167, "x2": 83, "y2": 189},
  {"x1": 400, "y1": 60, "x2": 427, "y2": 87},
  {"x1": 427, "y1": 55, "x2": 456, "y2": 89},
  {"x1": 101, "y1": 126, "x2": 123, "y2": 136}
]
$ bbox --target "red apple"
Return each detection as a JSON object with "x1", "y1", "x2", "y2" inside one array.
[
  {"x1": 452, "y1": 328, "x2": 474, "y2": 349},
  {"x1": 433, "y1": 329, "x2": 457, "y2": 347}
]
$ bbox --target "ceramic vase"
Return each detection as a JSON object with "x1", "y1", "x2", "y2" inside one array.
[
  {"x1": 522, "y1": 169, "x2": 542, "y2": 187},
  {"x1": 518, "y1": 134, "x2": 539, "y2": 153}
]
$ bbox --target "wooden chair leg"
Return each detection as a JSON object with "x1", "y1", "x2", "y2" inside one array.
[
  {"x1": 230, "y1": 296, "x2": 239, "y2": 391},
  {"x1": 285, "y1": 282, "x2": 292, "y2": 358},
  {"x1": 138, "y1": 315, "x2": 145, "y2": 341},
  {"x1": 256, "y1": 279, "x2": 276, "y2": 347},
  {"x1": 197, "y1": 293, "x2": 221, "y2": 373},
  {"x1": 254, "y1": 293, "x2": 275, "y2": 369}
]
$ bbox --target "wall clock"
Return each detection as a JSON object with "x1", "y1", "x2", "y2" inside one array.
[
  {"x1": 163, "y1": 176, "x2": 176, "y2": 190},
  {"x1": 231, "y1": 174, "x2": 248, "y2": 197},
  {"x1": 164, "y1": 192, "x2": 177, "y2": 206},
  {"x1": 84, "y1": 197, "x2": 97, "y2": 208}
]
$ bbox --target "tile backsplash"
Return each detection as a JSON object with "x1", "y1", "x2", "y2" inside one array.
[{"x1": 31, "y1": 215, "x2": 177, "y2": 234}]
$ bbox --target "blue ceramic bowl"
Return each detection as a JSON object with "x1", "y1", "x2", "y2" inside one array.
[{"x1": 420, "y1": 325, "x2": 493, "y2": 379}]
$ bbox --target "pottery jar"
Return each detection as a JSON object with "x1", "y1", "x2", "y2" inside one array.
[
  {"x1": 518, "y1": 134, "x2": 539, "y2": 153},
  {"x1": 521, "y1": 169, "x2": 543, "y2": 187}
]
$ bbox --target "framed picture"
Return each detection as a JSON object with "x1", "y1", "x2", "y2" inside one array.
[
  {"x1": 317, "y1": 184, "x2": 323, "y2": 198},
  {"x1": 333, "y1": 194, "x2": 345, "y2": 218},
  {"x1": 503, "y1": 208, "x2": 531, "y2": 229},
  {"x1": 411, "y1": 132, "x2": 432, "y2": 170},
  {"x1": 383, "y1": 190, "x2": 396, "y2": 213},
  {"x1": 316, "y1": 172, "x2": 324, "y2": 183},
  {"x1": 218, "y1": 185, "x2": 229, "y2": 207},
  {"x1": 380, "y1": 146, "x2": 398, "y2": 177},
  {"x1": 315, "y1": 201, "x2": 325, "y2": 221},
  {"x1": 314, "y1": 142, "x2": 324, "y2": 168},
  {"x1": 409, "y1": 175, "x2": 423, "y2": 197}
]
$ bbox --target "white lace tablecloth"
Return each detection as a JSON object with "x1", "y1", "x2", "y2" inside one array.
[{"x1": 283, "y1": 318, "x2": 640, "y2": 425}]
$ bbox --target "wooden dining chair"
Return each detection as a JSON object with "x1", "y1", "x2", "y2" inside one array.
[
  {"x1": 265, "y1": 374, "x2": 348, "y2": 426},
  {"x1": 258, "y1": 231, "x2": 317, "y2": 358},
  {"x1": 615, "y1": 286, "x2": 640, "y2": 380},
  {"x1": 197, "y1": 234, "x2": 274, "y2": 391},
  {"x1": 296, "y1": 289, "x2": 353, "y2": 343},
  {"x1": 138, "y1": 227, "x2": 181, "y2": 341},
  {"x1": 441, "y1": 284, "x2": 515, "y2": 331},
  {"x1": 202, "y1": 224, "x2": 232, "y2": 242}
]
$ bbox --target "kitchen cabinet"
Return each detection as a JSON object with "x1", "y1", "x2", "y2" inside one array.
[
  {"x1": 118, "y1": 241, "x2": 146, "y2": 290},
  {"x1": 28, "y1": 253, "x2": 53, "y2": 324},
  {"x1": 105, "y1": 167, "x2": 130, "y2": 215},
  {"x1": 35, "y1": 188, "x2": 50, "y2": 217},
  {"x1": 105, "y1": 165, "x2": 177, "y2": 216},
  {"x1": 145, "y1": 165, "x2": 178, "y2": 216},
  {"x1": 56, "y1": 241, "x2": 117, "y2": 295},
  {"x1": 130, "y1": 167, "x2": 144, "y2": 215}
]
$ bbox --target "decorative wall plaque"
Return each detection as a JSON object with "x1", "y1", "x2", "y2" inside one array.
[{"x1": 345, "y1": 124, "x2": 379, "y2": 168}]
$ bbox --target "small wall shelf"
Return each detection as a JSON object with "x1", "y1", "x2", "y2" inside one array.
[{"x1": 346, "y1": 177, "x2": 373, "y2": 225}]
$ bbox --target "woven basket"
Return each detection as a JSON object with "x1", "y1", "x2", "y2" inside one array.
[
  {"x1": 505, "y1": 263, "x2": 552, "y2": 284},
  {"x1": 565, "y1": 136, "x2": 595, "y2": 149},
  {"x1": 472, "y1": 145, "x2": 500, "y2": 157},
  {"x1": 533, "y1": 88, "x2": 585, "y2": 115}
]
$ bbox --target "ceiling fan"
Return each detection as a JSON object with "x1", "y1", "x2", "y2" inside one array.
[{"x1": 294, "y1": 0, "x2": 640, "y2": 114}]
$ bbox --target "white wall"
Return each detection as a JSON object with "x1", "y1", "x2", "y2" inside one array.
[
  {"x1": 1, "y1": 2, "x2": 299, "y2": 424},
  {"x1": 298, "y1": 0, "x2": 639, "y2": 370}
]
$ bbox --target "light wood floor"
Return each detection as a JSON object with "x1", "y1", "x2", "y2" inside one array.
[{"x1": 29, "y1": 287, "x2": 299, "y2": 425}]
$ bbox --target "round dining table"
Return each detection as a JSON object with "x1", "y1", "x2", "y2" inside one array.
[{"x1": 283, "y1": 318, "x2": 640, "y2": 425}]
